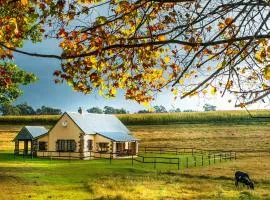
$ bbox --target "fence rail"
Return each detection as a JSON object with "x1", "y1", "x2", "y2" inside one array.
[
  {"x1": 142, "y1": 147, "x2": 236, "y2": 156},
  {"x1": 133, "y1": 147, "x2": 236, "y2": 170},
  {"x1": 14, "y1": 147, "x2": 237, "y2": 171},
  {"x1": 14, "y1": 149, "x2": 136, "y2": 164}
]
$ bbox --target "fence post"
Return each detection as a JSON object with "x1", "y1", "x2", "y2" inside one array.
[
  {"x1": 208, "y1": 155, "x2": 211, "y2": 165},
  {"x1": 144, "y1": 147, "x2": 146, "y2": 153},
  {"x1": 186, "y1": 157, "x2": 188, "y2": 168},
  {"x1": 154, "y1": 157, "x2": 156, "y2": 169},
  {"x1": 202, "y1": 155, "x2": 204, "y2": 166},
  {"x1": 214, "y1": 154, "x2": 216, "y2": 164},
  {"x1": 194, "y1": 156, "x2": 196, "y2": 167},
  {"x1": 110, "y1": 153, "x2": 112, "y2": 164}
]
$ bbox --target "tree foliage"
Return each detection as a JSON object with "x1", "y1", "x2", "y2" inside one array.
[
  {"x1": 203, "y1": 103, "x2": 217, "y2": 111},
  {"x1": 153, "y1": 105, "x2": 167, "y2": 113},
  {"x1": 0, "y1": 0, "x2": 41, "y2": 104},
  {"x1": 87, "y1": 106, "x2": 103, "y2": 113},
  {"x1": 0, "y1": 63, "x2": 36, "y2": 103},
  {"x1": 0, "y1": 103, "x2": 62, "y2": 115},
  {"x1": 103, "y1": 106, "x2": 129, "y2": 114},
  {"x1": 1, "y1": 0, "x2": 270, "y2": 106},
  {"x1": 36, "y1": 106, "x2": 62, "y2": 115}
]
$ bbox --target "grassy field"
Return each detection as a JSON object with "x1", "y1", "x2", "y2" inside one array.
[
  {"x1": 0, "y1": 110, "x2": 270, "y2": 125},
  {"x1": 1, "y1": 117, "x2": 270, "y2": 199}
]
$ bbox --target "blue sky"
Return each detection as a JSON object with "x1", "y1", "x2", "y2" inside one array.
[{"x1": 13, "y1": 40, "x2": 266, "y2": 113}]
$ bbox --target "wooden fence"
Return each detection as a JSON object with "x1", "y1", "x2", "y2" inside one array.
[
  {"x1": 14, "y1": 147, "x2": 237, "y2": 170},
  {"x1": 142, "y1": 146, "x2": 236, "y2": 156},
  {"x1": 132, "y1": 147, "x2": 237, "y2": 170},
  {"x1": 14, "y1": 150, "x2": 129, "y2": 164}
]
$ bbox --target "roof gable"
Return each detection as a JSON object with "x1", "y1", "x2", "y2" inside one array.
[
  {"x1": 66, "y1": 112, "x2": 130, "y2": 134},
  {"x1": 14, "y1": 126, "x2": 48, "y2": 141}
]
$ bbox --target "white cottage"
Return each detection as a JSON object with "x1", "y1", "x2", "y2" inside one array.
[{"x1": 14, "y1": 111, "x2": 139, "y2": 159}]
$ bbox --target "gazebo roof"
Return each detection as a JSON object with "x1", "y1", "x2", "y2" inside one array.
[{"x1": 13, "y1": 126, "x2": 48, "y2": 141}]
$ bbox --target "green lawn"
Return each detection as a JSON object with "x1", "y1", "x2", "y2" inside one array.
[
  {"x1": 1, "y1": 122, "x2": 270, "y2": 199},
  {"x1": 1, "y1": 151, "x2": 270, "y2": 200}
]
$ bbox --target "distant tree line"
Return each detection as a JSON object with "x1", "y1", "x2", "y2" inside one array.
[
  {"x1": 0, "y1": 103, "x2": 62, "y2": 116},
  {"x1": 138, "y1": 105, "x2": 182, "y2": 113},
  {"x1": 87, "y1": 106, "x2": 129, "y2": 114},
  {"x1": 0, "y1": 103, "x2": 216, "y2": 116}
]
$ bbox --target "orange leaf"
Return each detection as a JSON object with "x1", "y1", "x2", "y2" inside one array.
[
  {"x1": 158, "y1": 35, "x2": 166, "y2": 41},
  {"x1": 225, "y1": 17, "x2": 233, "y2": 25},
  {"x1": 21, "y1": 0, "x2": 28, "y2": 5}
]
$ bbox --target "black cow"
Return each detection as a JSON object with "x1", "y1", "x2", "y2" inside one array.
[{"x1": 235, "y1": 171, "x2": 254, "y2": 189}]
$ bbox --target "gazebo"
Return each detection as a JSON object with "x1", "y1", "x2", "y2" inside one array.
[{"x1": 13, "y1": 126, "x2": 48, "y2": 155}]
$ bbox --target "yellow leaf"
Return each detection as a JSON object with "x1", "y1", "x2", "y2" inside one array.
[
  {"x1": 141, "y1": 102, "x2": 149, "y2": 107},
  {"x1": 110, "y1": 87, "x2": 117, "y2": 95},
  {"x1": 163, "y1": 56, "x2": 171, "y2": 64},
  {"x1": 255, "y1": 50, "x2": 264, "y2": 63},
  {"x1": 89, "y1": 56, "x2": 98, "y2": 64},
  {"x1": 98, "y1": 90, "x2": 103, "y2": 96},
  {"x1": 184, "y1": 73, "x2": 191, "y2": 78},
  {"x1": 148, "y1": 107, "x2": 154, "y2": 112},
  {"x1": 9, "y1": 18, "x2": 18, "y2": 34},
  {"x1": 210, "y1": 86, "x2": 217, "y2": 95},
  {"x1": 179, "y1": 79, "x2": 184, "y2": 85},
  {"x1": 225, "y1": 80, "x2": 233, "y2": 89},
  {"x1": 264, "y1": 65, "x2": 270, "y2": 80},
  {"x1": 172, "y1": 89, "x2": 178, "y2": 95}
]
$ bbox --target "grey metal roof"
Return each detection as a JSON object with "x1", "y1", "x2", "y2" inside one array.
[
  {"x1": 98, "y1": 132, "x2": 139, "y2": 142},
  {"x1": 13, "y1": 126, "x2": 48, "y2": 141},
  {"x1": 67, "y1": 112, "x2": 130, "y2": 134}
]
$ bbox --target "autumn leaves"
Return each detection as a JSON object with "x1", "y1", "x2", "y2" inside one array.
[{"x1": 1, "y1": 0, "x2": 270, "y2": 107}]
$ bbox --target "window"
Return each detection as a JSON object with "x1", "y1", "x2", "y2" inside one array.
[
  {"x1": 56, "y1": 140, "x2": 76, "y2": 152},
  {"x1": 98, "y1": 143, "x2": 109, "y2": 152},
  {"x1": 38, "y1": 142, "x2": 47, "y2": 151},
  {"x1": 87, "y1": 140, "x2": 93, "y2": 151},
  {"x1": 67, "y1": 140, "x2": 76, "y2": 152}
]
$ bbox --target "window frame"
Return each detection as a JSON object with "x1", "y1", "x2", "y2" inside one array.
[
  {"x1": 38, "y1": 141, "x2": 47, "y2": 151},
  {"x1": 56, "y1": 140, "x2": 76, "y2": 152},
  {"x1": 98, "y1": 142, "x2": 109, "y2": 152},
  {"x1": 87, "y1": 140, "x2": 93, "y2": 151}
]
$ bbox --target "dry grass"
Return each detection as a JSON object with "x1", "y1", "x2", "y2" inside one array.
[
  {"x1": 0, "y1": 131, "x2": 16, "y2": 151},
  {"x1": 131, "y1": 123, "x2": 270, "y2": 152}
]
